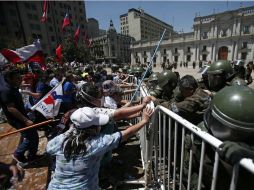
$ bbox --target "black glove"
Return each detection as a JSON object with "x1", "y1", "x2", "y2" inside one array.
[{"x1": 218, "y1": 141, "x2": 254, "y2": 165}]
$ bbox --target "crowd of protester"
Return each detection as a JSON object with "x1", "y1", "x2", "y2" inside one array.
[{"x1": 0, "y1": 58, "x2": 254, "y2": 189}]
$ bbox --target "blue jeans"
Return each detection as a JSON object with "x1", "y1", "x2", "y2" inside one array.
[{"x1": 12, "y1": 121, "x2": 39, "y2": 160}]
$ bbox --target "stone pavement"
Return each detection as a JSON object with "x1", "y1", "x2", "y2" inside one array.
[
  {"x1": 152, "y1": 65, "x2": 254, "y2": 89},
  {"x1": 0, "y1": 123, "x2": 49, "y2": 190}
]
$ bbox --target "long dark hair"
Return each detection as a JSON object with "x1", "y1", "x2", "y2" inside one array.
[{"x1": 62, "y1": 127, "x2": 99, "y2": 161}]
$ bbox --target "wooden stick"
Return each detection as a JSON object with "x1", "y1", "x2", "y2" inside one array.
[{"x1": 0, "y1": 119, "x2": 58, "y2": 139}]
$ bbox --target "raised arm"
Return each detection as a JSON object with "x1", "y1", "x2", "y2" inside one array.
[{"x1": 121, "y1": 107, "x2": 154, "y2": 142}]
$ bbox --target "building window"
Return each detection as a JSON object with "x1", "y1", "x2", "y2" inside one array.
[
  {"x1": 30, "y1": 23, "x2": 41, "y2": 31},
  {"x1": 25, "y1": 2, "x2": 31, "y2": 9},
  {"x1": 174, "y1": 48, "x2": 178, "y2": 53},
  {"x1": 203, "y1": 32, "x2": 208, "y2": 39},
  {"x1": 144, "y1": 58, "x2": 147, "y2": 63},
  {"x1": 27, "y1": 13, "x2": 32, "y2": 19},
  {"x1": 242, "y1": 42, "x2": 248, "y2": 49},
  {"x1": 9, "y1": 9, "x2": 17, "y2": 16},
  {"x1": 49, "y1": 26, "x2": 53, "y2": 32},
  {"x1": 31, "y1": 4, "x2": 37, "y2": 10},
  {"x1": 174, "y1": 56, "x2": 178, "y2": 62},
  {"x1": 187, "y1": 47, "x2": 191, "y2": 53},
  {"x1": 143, "y1": 51, "x2": 146, "y2": 56},
  {"x1": 221, "y1": 29, "x2": 227, "y2": 37},
  {"x1": 163, "y1": 56, "x2": 167, "y2": 62},
  {"x1": 33, "y1": 15, "x2": 38, "y2": 20},
  {"x1": 187, "y1": 55, "x2": 191, "y2": 61},
  {"x1": 241, "y1": 52, "x2": 247, "y2": 60},
  {"x1": 164, "y1": 49, "x2": 166, "y2": 54},
  {"x1": 243, "y1": 26, "x2": 250, "y2": 34},
  {"x1": 202, "y1": 54, "x2": 207, "y2": 61},
  {"x1": 51, "y1": 36, "x2": 55, "y2": 41},
  {"x1": 202, "y1": 45, "x2": 207, "y2": 51}
]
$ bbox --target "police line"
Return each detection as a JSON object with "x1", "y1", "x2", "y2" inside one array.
[{"x1": 122, "y1": 75, "x2": 254, "y2": 190}]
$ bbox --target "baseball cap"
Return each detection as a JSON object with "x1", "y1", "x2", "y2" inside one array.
[{"x1": 70, "y1": 107, "x2": 109, "y2": 129}]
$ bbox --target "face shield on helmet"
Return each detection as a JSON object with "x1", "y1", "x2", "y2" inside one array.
[
  {"x1": 158, "y1": 70, "x2": 177, "y2": 91},
  {"x1": 207, "y1": 60, "x2": 233, "y2": 91},
  {"x1": 204, "y1": 85, "x2": 254, "y2": 142},
  {"x1": 208, "y1": 71, "x2": 226, "y2": 92}
]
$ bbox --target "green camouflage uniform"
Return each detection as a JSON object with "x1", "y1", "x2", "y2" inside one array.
[
  {"x1": 155, "y1": 87, "x2": 210, "y2": 125},
  {"x1": 148, "y1": 85, "x2": 163, "y2": 99}
]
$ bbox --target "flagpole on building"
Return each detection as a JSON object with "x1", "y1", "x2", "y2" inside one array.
[
  {"x1": 129, "y1": 29, "x2": 166, "y2": 103},
  {"x1": 40, "y1": 1, "x2": 51, "y2": 56}
]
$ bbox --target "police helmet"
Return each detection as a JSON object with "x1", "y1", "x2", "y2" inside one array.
[
  {"x1": 158, "y1": 70, "x2": 177, "y2": 89},
  {"x1": 204, "y1": 85, "x2": 254, "y2": 141},
  {"x1": 207, "y1": 60, "x2": 233, "y2": 91}
]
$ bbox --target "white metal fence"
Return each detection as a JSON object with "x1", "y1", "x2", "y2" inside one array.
[{"x1": 121, "y1": 78, "x2": 254, "y2": 190}]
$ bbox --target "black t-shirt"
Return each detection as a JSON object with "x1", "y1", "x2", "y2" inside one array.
[{"x1": 0, "y1": 84, "x2": 27, "y2": 125}]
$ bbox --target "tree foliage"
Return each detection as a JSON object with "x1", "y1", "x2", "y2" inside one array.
[{"x1": 62, "y1": 35, "x2": 92, "y2": 63}]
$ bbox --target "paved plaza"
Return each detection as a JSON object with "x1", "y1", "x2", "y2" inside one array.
[{"x1": 152, "y1": 65, "x2": 254, "y2": 89}]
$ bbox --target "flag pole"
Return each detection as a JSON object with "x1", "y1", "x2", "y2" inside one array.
[
  {"x1": 0, "y1": 119, "x2": 59, "y2": 139},
  {"x1": 130, "y1": 29, "x2": 166, "y2": 103}
]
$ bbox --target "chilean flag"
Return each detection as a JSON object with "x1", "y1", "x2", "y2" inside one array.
[
  {"x1": 55, "y1": 44, "x2": 63, "y2": 64},
  {"x1": 62, "y1": 13, "x2": 70, "y2": 31},
  {"x1": 74, "y1": 26, "x2": 80, "y2": 46},
  {"x1": 31, "y1": 82, "x2": 63, "y2": 118},
  {"x1": 40, "y1": 0, "x2": 48, "y2": 23},
  {"x1": 83, "y1": 31, "x2": 93, "y2": 48},
  {"x1": 0, "y1": 39, "x2": 46, "y2": 68}
]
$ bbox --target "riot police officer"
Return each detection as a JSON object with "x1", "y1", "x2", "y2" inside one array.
[
  {"x1": 207, "y1": 60, "x2": 234, "y2": 92},
  {"x1": 157, "y1": 70, "x2": 178, "y2": 101},
  {"x1": 147, "y1": 72, "x2": 162, "y2": 99},
  {"x1": 184, "y1": 85, "x2": 254, "y2": 190}
]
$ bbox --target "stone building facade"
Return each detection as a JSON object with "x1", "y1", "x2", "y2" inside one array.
[
  {"x1": 91, "y1": 20, "x2": 134, "y2": 64},
  {"x1": 0, "y1": 1, "x2": 87, "y2": 55},
  {"x1": 131, "y1": 6, "x2": 254, "y2": 66},
  {"x1": 87, "y1": 18, "x2": 99, "y2": 38},
  {"x1": 120, "y1": 8, "x2": 174, "y2": 41}
]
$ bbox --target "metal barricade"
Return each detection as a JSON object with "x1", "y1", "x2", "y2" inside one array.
[
  {"x1": 119, "y1": 80, "x2": 254, "y2": 189},
  {"x1": 144, "y1": 105, "x2": 254, "y2": 190}
]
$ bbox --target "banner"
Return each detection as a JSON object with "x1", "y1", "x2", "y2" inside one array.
[{"x1": 31, "y1": 82, "x2": 63, "y2": 118}]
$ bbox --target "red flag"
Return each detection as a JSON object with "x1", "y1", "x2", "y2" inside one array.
[
  {"x1": 62, "y1": 13, "x2": 70, "y2": 31},
  {"x1": 56, "y1": 45, "x2": 62, "y2": 64},
  {"x1": 83, "y1": 32, "x2": 93, "y2": 48},
  {"x1": 40, "y1": 0, "x2": 48, "y2": 22},
  {"x1": 74, "y1": 26, "x2": 80, "y2": 46}
]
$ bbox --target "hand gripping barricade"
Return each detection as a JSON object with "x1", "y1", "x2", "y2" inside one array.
[{"x1": 120, "y1": 81, "x2": 254, "y2": 190}]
